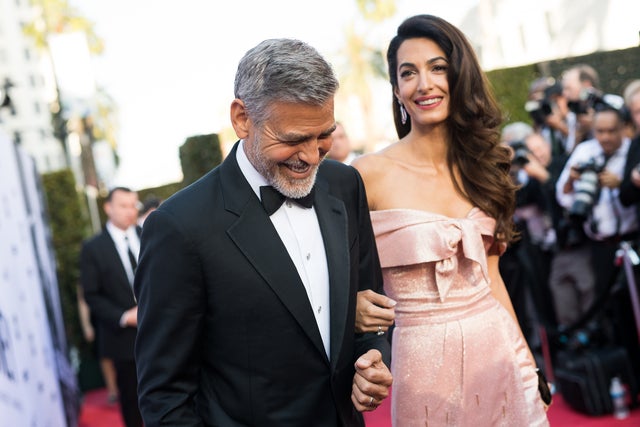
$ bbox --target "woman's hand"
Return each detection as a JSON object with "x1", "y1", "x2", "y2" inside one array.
[{"x1": 355, "y1": 290, "x2": 396, "y2": 334}]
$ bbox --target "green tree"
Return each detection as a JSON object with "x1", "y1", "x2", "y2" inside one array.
[
  {"x1": 24, "y1": 0, "x2": 117, "y2": 182},
  {"x1": 93, "y1": 87, "x2": 120, "y2": 158},
  {"x1": 24, "y1": 0, "x2": 104, "y2": 54},
  {"x1": 179, "y1": 134, "x2": 224, "y2": 187},
  {"x1": 356, "y1": 0, "x2": 396, "y2": 22},
  {"x1": 41, "y1": 169, "x2": 91, "y2": 356}
]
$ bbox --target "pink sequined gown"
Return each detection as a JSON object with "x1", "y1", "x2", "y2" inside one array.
[{"x1": 371, "y1": 208, "x2": 549, "y2": 427}]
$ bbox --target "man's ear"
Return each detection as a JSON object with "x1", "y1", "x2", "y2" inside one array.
[
  {"x1": 103, "y1": 201, "x2": 111, "y2": 218},
  {"x1": 230, "y1": 99, "x2": 250, "y2": 139}
]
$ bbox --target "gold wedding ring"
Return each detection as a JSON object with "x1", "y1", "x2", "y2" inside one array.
[{"x1": 369, "y1": 396, "x2": 375, "y2": 407}]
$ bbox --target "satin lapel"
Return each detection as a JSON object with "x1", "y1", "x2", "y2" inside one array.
[
  {"x1": 222, "y1": 143, "x2": 327, "y2": 360},
  {"x1": 313, "y1": 180, "x2": 349, "y2": 367}
]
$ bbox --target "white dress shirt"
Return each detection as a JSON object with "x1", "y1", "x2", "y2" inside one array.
[
  {"x1": 236, "y1": 141, "x2": 331, "y2": 356},
  {"x1": 106, "y1": 221, "x2": 140, "y2": 286},
  {"x1": 556, "y1": 137, "x2": 637, "y2": 240}
]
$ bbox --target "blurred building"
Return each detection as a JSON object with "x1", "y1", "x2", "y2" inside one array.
[
  {"x1": 1, "y1": 0, "x2": 118, "y2": 197},
  {"x1": 461, "y1": 0, "x2": 639, "y2": 71},
  {"x1": 0, "y1": 0, "x2": 67, "y2": 173}
]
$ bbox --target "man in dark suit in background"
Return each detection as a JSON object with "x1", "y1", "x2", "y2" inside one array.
[
  {"x1": 134, "y1": 38, "x2": 392, "y2": 426},
  {"x1": 80, "y1": 187, "x2": 142, "y2": 427}
]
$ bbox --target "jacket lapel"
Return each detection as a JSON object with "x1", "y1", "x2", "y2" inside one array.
[
  {"x1": 102, "y1": 230, "x2": 132, "y2": 287},
  {"x1": 222, "y1": 143, "x2": 328, "y2": 360},
  {"x1": 313, "y1": 176, "x2": 349, "y2": 368}
]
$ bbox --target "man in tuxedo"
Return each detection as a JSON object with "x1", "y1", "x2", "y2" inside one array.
[
  {"x1": 80, "y1": 187, "x2": 142, "y2": 427},
  {"x1": 134, "y1": 38, "x2": 392, "y2": 426}
]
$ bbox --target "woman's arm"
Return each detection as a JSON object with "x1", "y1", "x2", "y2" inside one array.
[{"x1": 486, "y1": 252, "x2": 537, "y2": 368}]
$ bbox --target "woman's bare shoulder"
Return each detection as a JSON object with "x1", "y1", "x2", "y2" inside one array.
[{"x1": 352, "y1": 144, "x2": 399, "y2": 179}]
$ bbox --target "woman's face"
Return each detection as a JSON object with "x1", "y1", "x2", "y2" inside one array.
[{"x1": 394, "y1": 37, "x2": 450, "y2": 129}]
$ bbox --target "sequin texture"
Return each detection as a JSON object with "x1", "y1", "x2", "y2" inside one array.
[{"x1": 372, "y1": 208, "x2": 549, "y2": 427}]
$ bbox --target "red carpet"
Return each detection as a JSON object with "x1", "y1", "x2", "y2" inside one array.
[
  {"x1": 363, "y1": 390, "x2": 640, "y2": 426},
  {"x1": 78, "y1": 389, "x2": 124, "y2": 427},
  {"x1": 80, "y1": 387, "x2": 640, "y2": 426}
]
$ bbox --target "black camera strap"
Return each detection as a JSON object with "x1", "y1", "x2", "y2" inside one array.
[
  {"x1": 609, "y1": 189, "x2": 622, "y2": 237},
  {"x1": 601, "y1": 152, "x2": 622, "y2": 237},
  {"x1": 549, "y1": 128, "x2": 564, "y2": 158}
]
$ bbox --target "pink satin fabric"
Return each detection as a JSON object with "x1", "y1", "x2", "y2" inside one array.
[{"x1": 372, "y1": 208, "x2": 549, "y2": 427}]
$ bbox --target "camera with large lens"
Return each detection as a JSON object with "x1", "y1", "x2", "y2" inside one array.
[
  {"x1": 568, "y1": 157, "x2": 605, "y2": 222},
  {"x1": 566, "y1": 87, "x2": 625, "y2": 115},
  {"x1": 525, "y1": 98, "x2": 553, "y2": 126},
  {"x1": 508, "y1": 140, "x2": 531, "y2": 166},
  {"x1": 567, "y1": 88, "x2": 601, "y2": 114},
  {"x1": 525, "y1": 82, "x2": 562, "y2": 126}
]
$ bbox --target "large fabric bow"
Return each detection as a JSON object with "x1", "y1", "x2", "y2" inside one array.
[{"x1": 372, "y1": 209, "x2": 495, "y2": 302}]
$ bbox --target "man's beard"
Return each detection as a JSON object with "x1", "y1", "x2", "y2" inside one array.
[{"x1": 246, "y1": 136, "x2": 321, "y2": 199}]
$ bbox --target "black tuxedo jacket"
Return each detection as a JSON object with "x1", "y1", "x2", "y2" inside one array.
[
  {"x1": 620, "y1": 135, "x2": 640, "y2": 208},
  {"x1": 134, "y1": 142, "x2": 389, "y2": 427},
  {"x1": 80, "y1": 226, "x2": 140, "y2": 361}
]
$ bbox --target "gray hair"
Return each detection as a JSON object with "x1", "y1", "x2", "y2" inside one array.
[
  {"x1": 234, "y1": 38, "x2": 339, "y2": 125},
  {"x1": 501, "y1": 121, "x2": 533, "y2": 144},
  {"x1": 623, "y1": 79, "x2": 640, "y2": 105}
]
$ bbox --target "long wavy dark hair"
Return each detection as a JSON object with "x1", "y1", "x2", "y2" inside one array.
[{"x1": 387, "y1": 14, "x2": 517, "y2": 243}]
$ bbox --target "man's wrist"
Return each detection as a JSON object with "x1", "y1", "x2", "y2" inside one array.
[{"x1": 119, "y1": 312, "x2": 128, "y2": 327}]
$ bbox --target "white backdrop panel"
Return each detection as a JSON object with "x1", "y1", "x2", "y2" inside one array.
[{"x1": 0, "y1": 130, "x2": 67, "y2": 427}]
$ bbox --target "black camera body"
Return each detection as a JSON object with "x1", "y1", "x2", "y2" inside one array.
[
  {"x1": 509, "y1": 140, "x2": 531, "y2": 166},
  {"x1": 525, "y1": 99, "x2": 553, "y2": 126},
  {"x1": 569, "y1": 157, "x2": 605, "y2": 222},
  {"x1": 567, "y1": 87, "x2": 606, "y2": 115},
  {"x1": 526, "y1": 99, "x2": 553, "y2": 121},
  {"x1": 525, "y1": 82, "x2": 562, "y2": 126}
]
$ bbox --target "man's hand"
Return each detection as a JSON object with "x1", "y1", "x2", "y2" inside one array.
[
  {"x1": 599, "y1": 170, "x2": 621, "y2": 189},
  {"x1": 121, "y1": 306, "x2": 138, "y2": 327},
  {"x1": 545, "y1": 109, "x2": 569, "y2": 136},
  {"x1": 523, "y1": 155, "x2": 550, "y2": 183},
  {"x1": 355, "y1": 290, "x2": 396, "y2": 334},
  {"x1": 631, "y1": 166, "x2": 640, "y2": 188},
  {"x1": 563, "y1": 166, "x2": 583, "y2": 193},
  {"x1": 351, "y1": 349, "x2": 392, "y2": 412}
]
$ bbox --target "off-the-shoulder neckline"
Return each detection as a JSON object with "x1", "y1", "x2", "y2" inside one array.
[{"x1": 370, "y1": 207, "x2": 480, "y2": 220}]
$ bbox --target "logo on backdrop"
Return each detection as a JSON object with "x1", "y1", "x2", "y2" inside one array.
[{"x1": 0, "y1": 309, "x2": 17, "y2": 382}]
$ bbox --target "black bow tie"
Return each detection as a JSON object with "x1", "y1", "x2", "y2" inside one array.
[{"x1": 259, "y1": 185, "x2": 314, "y2": 216}]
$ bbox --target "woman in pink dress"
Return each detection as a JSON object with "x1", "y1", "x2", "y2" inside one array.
[{"x1": 352, "y1": 15, "x2": 550, "y2": 426}]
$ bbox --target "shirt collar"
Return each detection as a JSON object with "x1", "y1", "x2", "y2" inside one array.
[{"x1": 106, "y1": 221, "x2": 136, "y2": 242}]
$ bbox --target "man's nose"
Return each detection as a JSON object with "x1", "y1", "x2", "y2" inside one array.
[{"x1": 298, "y1": 140, "x2": 322, "y2": 164}]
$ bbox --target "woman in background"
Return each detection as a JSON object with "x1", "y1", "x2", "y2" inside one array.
[{"x1": 353, "y1": 14, "x2": 550, "y2": 426}]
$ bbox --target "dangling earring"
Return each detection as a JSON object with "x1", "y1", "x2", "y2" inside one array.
[{"x1": 398, "y1": 100, "x2": 407, "y2": 125}]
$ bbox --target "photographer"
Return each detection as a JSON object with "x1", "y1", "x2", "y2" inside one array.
[
  {"x1": 526, "y1": 77, "x2": 571, "y2": 157},
  {"x1": 511, "y1": 132, "x2": 556, "y2": 250},
  {"x1": 555, "y1": 106, "x2": 637, "y2": 327},
  {"x1": 620, "y1": 79, "x2": 640, "y2": 209},
  {"x1": 615, "y1": 79, "x2": 640, "y2": 378},
  {"x1": 561, "y1": 64, "x2": 601, "y2": 151},
  {"x1": 523, "y1": 131, "x2": 561, "y2": 321},
  {"x1": 501, "y1": 124, "x2": 559, "y2": 346}
]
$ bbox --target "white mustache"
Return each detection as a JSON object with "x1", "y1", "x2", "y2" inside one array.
[{"x1": 284, "y1": 160, "x2": 310, "y2": 171}]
